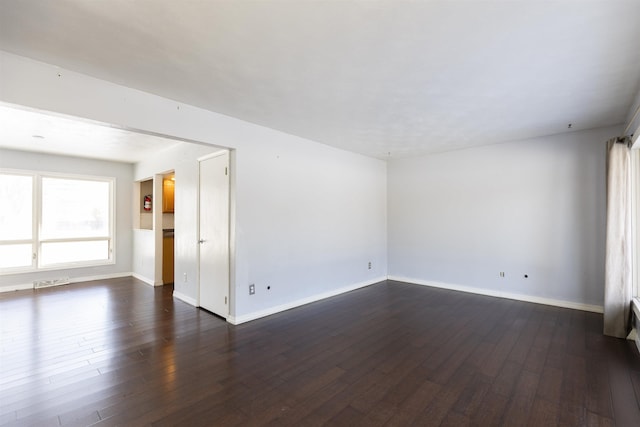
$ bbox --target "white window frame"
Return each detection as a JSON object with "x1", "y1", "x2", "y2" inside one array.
[
  {"x1": 632, "y1": 146, "x2": 640, "y2": 352},
  {"x1": 633, "y1": 139, "x2": 640, "y2": 299},
  {"x1": 633, "y1": 149, "x2": 639, "y2": 298},
  {"x1": 0, "y1": 168, "x2": 115, "y2": 274}
]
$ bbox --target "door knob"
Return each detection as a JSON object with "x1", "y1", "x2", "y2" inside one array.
[{"x1": 199, "y1": 239, "x2": 206, "y2": 244}]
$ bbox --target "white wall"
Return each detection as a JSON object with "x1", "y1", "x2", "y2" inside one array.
[
  {"x1": 0, "y1": 148, "x2": 133, "y2": 290},
  {"x1": 0, "y1": 52, "x2": 388, "y2": 321},
  {"x1": 235, "y1": 132, "x2": 387, "y2": 319},
  {"x1": 129, "y1": 174, "x2": 165, "y2": 286},
  {"x1": 388, "y1": 126, "x2": 620, "y2": 310},
  {"x1": 132, "y1": 229, "x2": 156, "y2": 285}
]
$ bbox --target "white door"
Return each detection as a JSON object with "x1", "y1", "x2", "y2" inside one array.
[{"x1": 198, "y1": 151, "x2": 230, "y2": 317}]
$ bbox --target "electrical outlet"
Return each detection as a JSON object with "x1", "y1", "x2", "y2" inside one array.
[
  {"x1": 249, "y1": 284, "x2": 255, "y2": 295},
  {"x1": 499, "y1": 272, "x2": 505, "y2": 278},
  {"x1": 183, "y1": 273, "x2": 188, "y2": 282},
  {"x1": 368, "y1": 261, "x2": 372, "y2": 270}
]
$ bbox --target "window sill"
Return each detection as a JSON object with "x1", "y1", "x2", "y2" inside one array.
[{"x1": 0, "y1": 259, "x2": 115, "y2": 276}]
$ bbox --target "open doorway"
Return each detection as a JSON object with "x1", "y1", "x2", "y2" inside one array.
[{"x1": 162, "y1": 171, "x2": 175, "y2": 285}]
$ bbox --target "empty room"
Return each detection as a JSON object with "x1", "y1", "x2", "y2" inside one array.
[{"x1": 1, "y1": 1, "x2": 640, "y2": 426}]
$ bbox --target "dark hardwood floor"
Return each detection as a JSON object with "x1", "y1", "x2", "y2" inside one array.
[{"x1": 1, "y1": 278, "x2": 640, "y2": 426}]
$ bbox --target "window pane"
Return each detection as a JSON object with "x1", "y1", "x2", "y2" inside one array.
[
  {"x1": 40, "y1": 240, "x2": 109, "y2": 266},
  {"x1": 0, "y1": 244, "x2": 33, "y2": 269},
  {"x1": 0, "y1": 174, "x2": 33, "y2": 240},
  {"x1": 41, "y1": 177, "x2": 110, "y2": 239}
]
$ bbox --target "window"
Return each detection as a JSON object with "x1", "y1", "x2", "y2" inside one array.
[
  {"x1": 0, "y1": 173, "x2": 33, "y2": 269},
  {"x1": 0, "y1": 170, "x2": 114, "y2": 273}
]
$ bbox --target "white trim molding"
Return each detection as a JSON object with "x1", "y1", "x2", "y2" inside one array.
[
  {"x1": 388, "y1": 276, "x2": 604, "y2": 314},
  {"x1": 0, "y1": 282, "x2": 34, "y2": 292},
  {"x1": 227, "y1": 276, "x2": 387, "y2": 325},
  {"x1": 173, "y1": 291, "x2": 198, "y2": 307},
  {"x1": 1, "y1": 271, "x2": 133, "y2": 293},
  {"x1": 131, "y1": 273, "x2": 156, "y2": 287},
  {"x1": 70, "y1": 272, "x2": 132, "y2": 284}
]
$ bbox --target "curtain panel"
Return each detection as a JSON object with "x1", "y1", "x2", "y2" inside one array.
[{"x1": 603, "y1": 137, "x2": 632, "y2": 338}]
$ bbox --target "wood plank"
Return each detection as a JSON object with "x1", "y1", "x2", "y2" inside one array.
[{"x1": 528, "y1": 398, "x2": 559, "y2": 426}]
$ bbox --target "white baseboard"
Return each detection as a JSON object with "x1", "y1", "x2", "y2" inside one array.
[
  {"x1": 0, "y1": 282, "x2": 34, "y2": 292},
  {"x1": 70, "y1": 272, "x2": 132, "y2": 284},
  {"x1": 227, "y1": 276, "x2": 387, "y2": 325},
  {"x1": 173, "y1": 291, "x2": 198, "y2": 307},
  {"x1": 388, "y1": 275, "x2": 604, "y2": 314},
  {"x1": 1, "y1": 272, "x2": 134, "y2": 293},
  {"x1": 131, "y1": 273, "x2": 156, "y2": 287}
]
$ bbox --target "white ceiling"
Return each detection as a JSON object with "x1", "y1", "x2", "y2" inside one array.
[
  {"x1": 0, "y1": 104, "x2": 181, "y2": 163},
  {"x1": 1, "y1": 0, "x2": 639, "y2": 159}
]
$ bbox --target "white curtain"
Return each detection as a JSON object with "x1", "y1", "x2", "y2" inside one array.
[{"x1": 604, "y1": 137, "x2": 633, "y2": 338}]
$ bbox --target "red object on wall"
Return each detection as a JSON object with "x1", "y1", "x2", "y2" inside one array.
[{"x1": 143, "y1": 195, "x2": 152, "y2": 211}]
